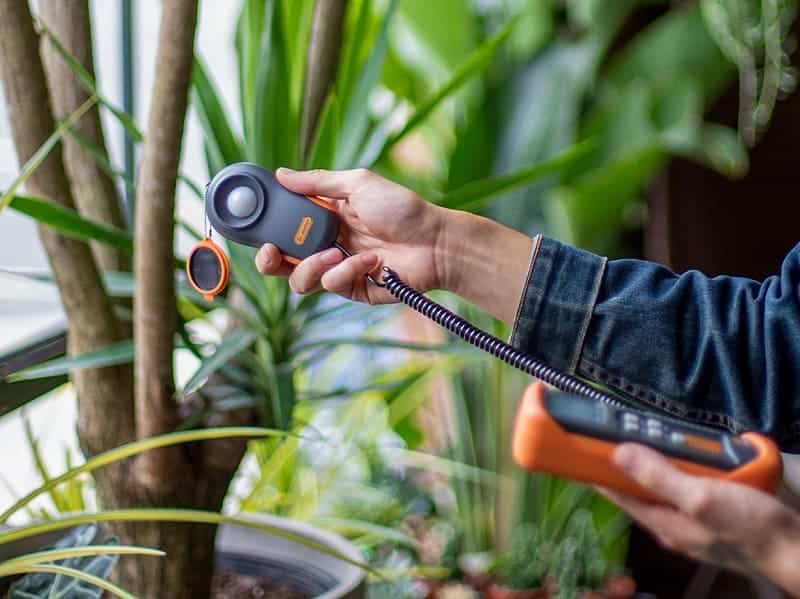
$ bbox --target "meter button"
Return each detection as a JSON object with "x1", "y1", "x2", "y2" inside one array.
[
  {"x1": 669, "y1": 432, "x2": 686, "y2": 445},
  {"x1": 646, "y1": 428, "x2": 663, "y2": 440}
]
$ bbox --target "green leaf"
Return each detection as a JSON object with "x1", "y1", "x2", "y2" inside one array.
[
  {"x1": 192, "y1": 58, "x2": 245, "y2": 173},
  {"x1": 291, "y1": 337, "x2": 457, "y2": 356},
  {"x1": 306, "y1": 93, "x2": 340, "y2": 170},
  {"x1": 0, "y1": 95, "x2": 97, "y2": 213},
  {"x1": 252, "y1": 0, "x2": 297, "y2": 167},
  {"x1": 439, "y1": 139, "x2": 595, "y2": 211},
  {"x1": 375, "y1": 17, "x2": 518, "y2": 163},
  {"x1": 335, "y1": 0, "x2": 399, "y2": 169},
  {"x1": 181, "y1": 330, "x2": 257, "y2": 395},
  {"x1": 4, "y1": 524, "x2": 143, "y2": 599},
  {"x1": 0, "y1": 428, "x2": 289, "y2": 524},
  {"x1": 7, "y1": 340, "x2": 134, "y2": 383},
  {"x1": 37, "y1": 20, "x2": 142, "y2": 143},
  {"x1": 0, "y1": 510, "x2": 373, "y2": 575},
  {"x1": 21, "y1": 415, "x2": 65, "y2": 514},
  {"x1": 8, "y1": 195, "x2": 133, "y2": 254}
]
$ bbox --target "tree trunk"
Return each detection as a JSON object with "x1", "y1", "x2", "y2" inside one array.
[
  {"x1": 39, "y1": 0, "x2": 130, "y2": 273},
  {"x1": 0, "y1": 0, "x2": 135, "y2": 456},
  {"x1": 300, "y1": 0, "x2": 348, "y2": 163},
  {"x1": 0, "y1": 0, "x2": 137, "y2": 569}
]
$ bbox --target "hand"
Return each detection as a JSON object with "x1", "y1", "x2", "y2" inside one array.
[
  {"x1": 255, "y1": 168, "x2": 535, "y2": 322},
  {"x1": 600, "y1": 443, "x2": 800, "y2": 595},
  {"x1": 255, "y1": 167, "x2": 447, "y2": 305}
]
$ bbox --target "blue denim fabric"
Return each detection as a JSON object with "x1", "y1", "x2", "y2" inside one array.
[{"x1": 510, "y1": 236, "x2": 800, "y2": 450}]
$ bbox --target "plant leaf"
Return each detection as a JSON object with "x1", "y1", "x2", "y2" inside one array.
[
  {"x1": 374, "y1": 17, "x2": 518, "y2": 163},
  {"x1": 306, "y1": 93, "x2": 340, "y2": 169},
  {"x1": 0, "y1": 510, "x2": 373, "y2": 575},
  {"x1": 181, "y1": 330, "x2": 257, "y2": 395},
  {"x1": 7, "y1": 340, "x2": 134, "y2": 382},
  {"x1": 8, "y1": 195, "x2": 133, "y2": 255},
  {"x1": 0, "y1": 428, "x2": 289, "y2": 523},
  {"x1": 37, "y1": 20, "x2": 142, "y2": 142},
  {"x1": 192, "y1": 58, "x2": 245, "y2": 172},
  {"x1": 335, "y1": 0, "x2": 399, "y2": 169},
  {"x1": 439, "y1": 139, "x2": 595, "y2": 211},
  {"x1": 0, "y1": 95, "x2": 97, "y2": 213}
]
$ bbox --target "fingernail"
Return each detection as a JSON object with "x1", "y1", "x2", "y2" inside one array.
[
  {"x1": 319, "y1": 247, "x2": 343, "y2": 265},
  {"x1": 277, "y1": 167, "x2": 296, "y2": 175},
  {"x1": 362, "y1": 253, "x2": 379, "y2": 269},
  {"x1": 614, "y1": 445, "x2": 637, "y2": 472}
]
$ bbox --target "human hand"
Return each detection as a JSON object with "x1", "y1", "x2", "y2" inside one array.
[
  {"x1": 254, "y1": 167, "x2": 448, "y2": 305},
  {"x1": 600, "y1": 443, "x2": 800, "y2": 596}
]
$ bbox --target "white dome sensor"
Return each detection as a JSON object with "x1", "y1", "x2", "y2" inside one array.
[{"x1": 227, "y1": 186, "x2": 258, "y2": 218}]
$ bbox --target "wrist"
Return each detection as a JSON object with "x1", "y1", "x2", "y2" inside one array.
[{"x1": 433, "y1": 207, "x2": 534, "y2": 324}]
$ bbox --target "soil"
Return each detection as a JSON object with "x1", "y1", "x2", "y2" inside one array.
[{"x1": 210, "y1": 571, "x2": 310, "y2": 599}]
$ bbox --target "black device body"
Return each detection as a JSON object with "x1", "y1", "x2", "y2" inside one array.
[
  {"x1": 545, "y1": 392, "x2": 757, "y2": 471},
  {"x1": 205, "y1": 163, "x2": 339, "y2": 262}
]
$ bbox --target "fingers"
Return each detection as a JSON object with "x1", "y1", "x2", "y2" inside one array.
[
  {"x1": 288, "y1": 247, "x2": 344, "y2": 294},
  {"x1": 600, "y1": 488, "x2": 709, "y2": 553},
  {"x1": 613, "y1": 443, "x2": 703, "y2": 508},
  {"x1": 255, "y1": 244, "x2": 294, "y2": 278},
  {"x1": 276, "y1": 167, "x2": 370, "y2": 199},
  {"x1": 321, "y1": 252, "x2": 380, "y2": 297}
]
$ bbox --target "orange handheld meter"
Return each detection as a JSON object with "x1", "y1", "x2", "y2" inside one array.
[{"x1": 512, "y1": 383, "x2": 782, "y2": 501}]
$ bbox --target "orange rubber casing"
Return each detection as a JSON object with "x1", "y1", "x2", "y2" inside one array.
[
  {"x1": 512, "y1": 382, "x2": 782, "y2": 502},
  {"x1": 185, "y1": 238, "x2": 230, "y2": 301}
]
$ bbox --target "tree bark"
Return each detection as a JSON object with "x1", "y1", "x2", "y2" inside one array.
[
  {"x1": 0, "y1": 0, "x2": 135, "y2": 457},
  {"x1": 39, "y1": 0, "x2": 130, "y2": 273},
  {"x1": 133, "y1": 0, "x2": 198, "y2": 494},
  {"x1": 300, "y1": 0, "x2": 348, "y2": 162}
]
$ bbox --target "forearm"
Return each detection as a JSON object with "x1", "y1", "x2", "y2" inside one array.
[{"x1": 434, "y1": 207, "x2": 534, "y2": 324}]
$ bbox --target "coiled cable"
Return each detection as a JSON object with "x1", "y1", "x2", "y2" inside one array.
[{"x1": 380, "y1": 266, "x2": 624, "y2": 408}]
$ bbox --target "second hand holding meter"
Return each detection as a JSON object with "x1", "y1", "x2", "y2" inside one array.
[{"x1": 189, "y1": 162, "x2": 782, "y2": 501}]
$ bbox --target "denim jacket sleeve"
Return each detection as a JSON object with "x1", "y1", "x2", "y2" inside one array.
[{"x1": 510, "y1": 235, "x2": 800, "y2": 449}]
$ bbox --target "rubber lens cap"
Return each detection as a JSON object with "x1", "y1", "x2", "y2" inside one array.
[
  {"x1": 226, "y1": 186, "x2": 258, "y2": 218},
  {"x1": 188, "y1": 247, "x2": 222, "y2": 291}
]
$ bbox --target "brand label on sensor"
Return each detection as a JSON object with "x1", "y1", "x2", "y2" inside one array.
[{"x1": 294, "y1": 216, "x2": 314, "y2": 245}]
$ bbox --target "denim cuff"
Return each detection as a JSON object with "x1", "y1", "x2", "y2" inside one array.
[{"x1": 510, "y1": 236, "x2": 607, "y2": 374}]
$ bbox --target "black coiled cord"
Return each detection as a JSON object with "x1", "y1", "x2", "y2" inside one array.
[{"x1": 380, "y1": 266, "x2": 624, "y2": 408}]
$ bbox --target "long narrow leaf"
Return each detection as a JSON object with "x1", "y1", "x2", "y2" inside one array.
[
  {"x1": 7, "y1": 340, "x2": 134, "y2": 382},
  {"x1": 0, "y1": 427, "x2": 288, "y2": 523},
  {"x1": 335, "y1": 0, "x2": 399, "y2": 168},
  {"x1": 292, "y1": 337, "x2": 457, "y2": 355},
  {"x1": 181, "y1": 330, "x2": 257, "y2": 395},
  {"x1": 0, "y1": 510, "x2": 373, "y2": 574},
  {"x1": 439, "y1": 139, "x2": 595, "y2": 211},
  {"x1": 374, "y1": 17, "x2": 518, "y2": 163},
  {"x1": 2, "y1": 564, "x2": 137, "y2": 599},
  {"x1": 37, "y1": 20, "x2": 142, "y2": 142},
  {"x1": 0, "y1": 96, "x2": 97, "y2": 213},
  {"x1": 192, "y1": 59, "x2": 245, "y2": 172},
  {"x1": 0, "y1": 546, "x2": 164, "y2": 575},
  {"x1": 8, "y1": 194, "x2": 133, "y2": 254}
]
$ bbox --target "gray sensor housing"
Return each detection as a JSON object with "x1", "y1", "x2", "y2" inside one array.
[{"x1": 205, "y1": 163, "x2": 339, "y2": 262}]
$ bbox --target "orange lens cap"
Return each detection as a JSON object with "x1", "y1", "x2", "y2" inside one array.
[{"x1": 186, "y1": 238, "x2": 229, "y2": 301}]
